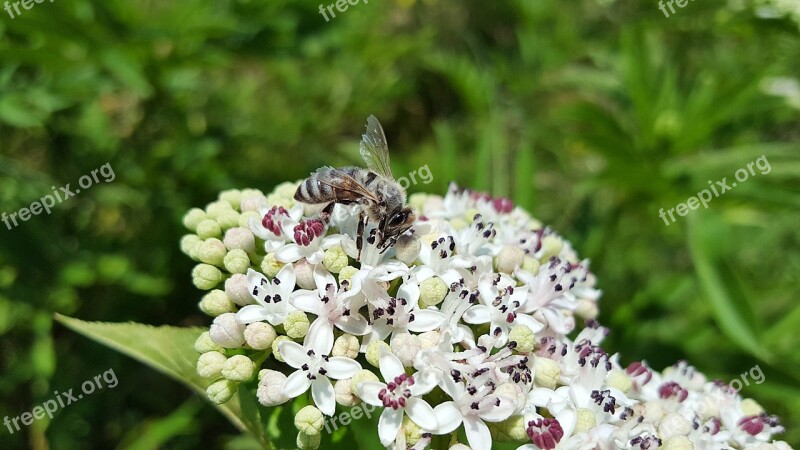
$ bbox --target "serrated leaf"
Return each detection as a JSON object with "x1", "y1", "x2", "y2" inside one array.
[{"x1": 54, "y1": 314, "x2": 270, "y2": 447}]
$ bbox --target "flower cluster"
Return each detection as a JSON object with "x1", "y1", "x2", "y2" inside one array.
[{"x1": 180, "y1": 182, "x2": 790, "y2": 450}]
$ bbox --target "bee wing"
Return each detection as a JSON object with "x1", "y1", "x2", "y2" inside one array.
[
  {"x1": 359, "y1": 115, "x2": 394, "y2": 179},
  {"x1": 317, "y1": 169, "x2": 380, "y2": 204}
]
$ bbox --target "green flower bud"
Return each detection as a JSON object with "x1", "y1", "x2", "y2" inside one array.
[
  {"x1": 508, "y1": 324, "x2": 535, "y2": 353},
  {"x1": 607, "y1": 369, "x2": 632, "y2": 393},
  {"x1": 332, "y1": 334, "x2": 360, "y2": 359},
  {"x1": 198, "y1": 238, "x2": 227, "y2": 267},
  {"x1": 205, "y1": 200, "x2": 233, "y2": 220},
  {"x1": 658, "y1": 412, "x2": 692, "y2": 439},
  {"x1": 741, "y1": 398, "x2": 764, "y2": 416},
  {"x1": 180, "y1": 234, "x2": 203, "y2": 260},
  {"x1": 297, "y1": 431, "x2": 321, "y2": 450},
  {"x1": 221, "y1": 354, "x2": 256, "y2": 382},
  {"x1": 195, "y1": 331, "x2": 224, "y2": 353},
  {"x1": 284, "y1": 311, "x2": 310, "y2": 339},
  {"x1": 575, "y1": 299, "x2": 598, "y2": 319},
  {"x1": 192, "y1": 264, "x2": 224, "y2": 290},
  {"x1": 224, "y1": 249, "x2": 251, "y2": 274},
  {"x1": 350, "y1": 369, "x2": 380, "y2": 399},
  {"x1": 521, "y1": 256, "x2": 540, "y2": 274},
  {"x1": 365, "y1": 340, "x2": 391, "y2": 368},
  {"x1": 463, "y1": 208, "x2": 480, "y2": 223},
  {"x1": 338, "y1": 266, "x2": 359, "y2": 285},
  {"x1": 574, "y1": 408, "x2": 596, "y2": 434},
  {"x1": 261, "y1": 253, "x2": 285, "y2": 278},
  {"x1": 182, "y1": 208, "x2": 207, "y2": 232},
  {"x1": 419, "y1": 276, "x2": 448, "y2": 307},
  {"x1": 197, "y1": 351, "x2": 227, "y2": 378},
  {"x1": 323, "y1": 245, "x2": 349, "y2": 273},
  {"x1": 662, "y1": 436, "x2": 693, "y2": 450},
  {"x1": 294, "y1": 405, "x2": 324, "y2": 435},
  {"x1": 449, "y1": 217, "x2": 468, "y2": 230},
  {"x1": 200, "y1": 289, "x2": 236, "y2": 316},
  {"x1": 272, "y1": 336, "x2": 293, "y2": 362},
  {"x1": 403, "y1": 414, "x2": 423, "y2": 445},
  {"x1": 219, "y1": 189, "x2": 243, "y2": 210},
  {"x1": 244, "y1": 322, "x2": 277, "y2": 350},
  {"x1": 395, "y1": 234, "x2": 421, "y2": 265},
  {"x1": 216, "y1": 210, "x2": 240, "y2": 231},
  {"x1": 206, "y1": 379, "x2": 237, "y2": 404},
  {"x1": 196, "y1": 219, "x2": 222, "y2": 239},
  {"x1": 496, "y1": 245, "x2": 524, "y2": 274},
  {"x1": 493, "y1": 415, "x2": 527, "y2": 442},
  {"x1": 239, "y1": 210, "x2": 260, "y2": 229},
  {"x1": 538, "y1": 235, "x2": 563, "y2": 262},
  {"x1": 534, "y1": 356, "x2": 560, "y2": 389},
  {"x1": 407, "y1": 193, "x2": 428, "y2": 212}
]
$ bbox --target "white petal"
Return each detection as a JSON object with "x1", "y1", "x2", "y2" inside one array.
[
  {"x1": 274, "y1": 263, "x2": 296, "y2": 291},
  {"x1": 407, "y1": 310, "x2": 446, "y2": 332},
  {"x1": 357, "y1": 381, "x2": 387, "y2": 407},
  {"x1": 291, "y1": 290, "x2": 324, "y2": 314},
  {"x1": 275, "y1": 244, "x2": 303, "y2": 263},
  {"x1": 432, "y1": 402, "x2": 462, "y2": 434},
  {"x1": 313, "y1": 264, "x2": 336, "y2": 293},
  {"x1": 408, "y1": 369, "x2": 438, "y2": 397},
  {"x1": 405, "y1": 398, "x2": 437, "y2": 430},
  {"x1": 397, "y1": 281, "x2": 420, "y2": 307},
  {"x1": 306, "y1": 319, "x2": 334, "y2": 354},
  {"x1": 246, "y1": 268, "x2": 268, "y2": 295},
  {"x1": 463, "y1": 416, "x2": 492, "y2": 450},
  {"x1": 283, "y1": 370, "x2": 311, "y2": 397},
  {"x1": 335, "y1": 314, "x2": 371, "y2": 336},
  {"x1": 311, "y1": 377, "x2": 336, "y2": 416},
  {"x1": 378, "y1": 408, "x2": 403, "y2": 446},
  {"x1": 379, "y1": 351, "x2": 406, "y2": 381},
  {"x1": 528, "y1": 387, "x2": 557, "y2": 407},
  {"x1": 277, "y1": 341, "x2": 307, "y2": 369},
  {"x1": 462, "y1": 305, "x2": 491, "y2": 324},
  {"x1": 325, "y1": 356, "x2": 362, "y2": 379},
  {"x1": 306, "y1": 250, "x2": 324, "y2": 265},
  {"x1": 515, "y1": 313, "x2": 545, "y2": 333},
  {"x1": 480, "y1": 397, "x2": 515, "y2": 422},
  {"x1": 235, "y1": 305, "x2": 270, "y2": 324},
  {"x1": 555, "y1": 407, "x2": 577, "y2": 440}
]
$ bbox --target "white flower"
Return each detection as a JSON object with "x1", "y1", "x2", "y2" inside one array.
[
  {"x1": 236, "y1": 265, "x2": 297, "y2": 326},
  {"x1": 250, "y1": 203, "x2": 303, "y2": 251},
  {"x1": 363, "y1": 279, "x2": 446, "y2": 345},
  {"x1": 358, "y1": 350, "x2": 439, "y2": 446},
  {"x1": 274, "y1": 218, "x2": 341, "y2": 264},
  {"x1": 279, "y1": 320, "x2": 362, "y2": 415}
]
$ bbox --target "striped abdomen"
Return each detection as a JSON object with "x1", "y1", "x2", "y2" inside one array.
[{"x1": 294, "y1": 166, "x2": 378, "y2": 205}]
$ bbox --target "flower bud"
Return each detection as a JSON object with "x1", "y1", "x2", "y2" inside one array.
[
  {"x1": 197, "y1": 351, "x2": 227, "y2": 379},
  {"x1": 403, "y1": 414, "x2": 423, "y2": 445},
  {"x1": 196, "y1": 219, "x2": 222, "y2": 239},
  {"x1": 224, "y1": 227, "x2": 256, "y2": 254},
  {"x1": 494, "y1": 415, "x2": 527, "y2": 442},
  {"x1": 294, "y1": 405, "x2": 324, "y2": 435},
  {"x1": 183, "y1": 208, "x2": 208, "y2": 232},
  {"x1": 574, "y1": 408, "x2": 596, "y2": 434},
  {"x1": 240, "y1": 190, "x2": 267, "y2": 213},
  {"x1": 245, "y1": 322, "x2": 277, "y2": 350},
  {"x1": 294, "y1": 259, "x2": 316, "y2": 290},
  {"x1": 575, "y1": 299, "x2": 598, "y2": 319},
  {"x1": 257, "y1": 369, "x2": 290, "y2": 406},
  {"x1": 351, "y1": 369, "x2": 380, "y2": 399},
  {"x1": 323, "y1": 245, "x2": 349, "y2": 273},
  {"x1": 365, "y1": 340, "x2": 391, "y2": 368},
  {"x1": 209, "y1": 313, "x2": 246, "y2": 348},
  {"x1": 224, "y1": 249, "x2": 251, "y2": 274},
  {"x1": 221, "y1": 354, "x2": 256, "y2": 382},
  {"x1": 534, "y1": 356, "x2": 560, "y2": 389},
  {"x1": 216, "y1": 210, "x2": 240, "y2": 231},
  {"x1": 658, "y1": 412, "x2": 692, "y2": 440},
  {"x1": 260, "y1": 253, "x2": 285, "y2": 278},
  {"x1": 395, "y1": 234, "x2": 421, "y2": 265},
  {"x1": 206, "y1": 200, "x2": 233, "y2": 220},
  {"x1": 391, "y1": 333, "x2": 421, "y2": 367},
  {"x1": 272, "y1": 336, "x2": 293, "y2": 362},
  {"x1": 607, "y1": 369, "x2": 632, "y2": 393},
  {"x1": 239, "y1": 210, "x2": 260, "y2": 229},
  {"x1": 200, "y1": 289, "x2": 236, "y2": 316},
  {"x1": 741, "y1": 398, "x2": 764, "y2": 416},
  {"x1": 219, "y1": 189, "x2": 243, "y2": 210},
  {"x1": 224, "y1": 274, "x2": 252, "y2": 306},
  {"x1": 662, "y1": 436, "x2": 693, "y2": 450},
  {"x1": 193, "y1": 264, "x2": 224, "y2": 290},
  {"x1": 338, "y1": 266, "x2": 359, "y2": 285},
  {"x1": 419, "y1": 276, "x2": 447, "y2": 308},
  {"x1": 332, "y1": 334, "x2": 360, "y2": 359},
  {"x1": 418, "y1": 331, "x2": 440, "y2": 350},
  {"x1": 180, "y1": 235, "x2": 203, "y2": 260},
  {"x1": 284, "y1": 311, "x2": 310, "y2": 339},
  {"x1": 198, "y1": 238, "x2": 227, "y2": 267},
  {"x1": 334, "y1": 378, "x2": 360, "y2": 406},
  {"x1": 521, "y1": 256, "x2": 540, "y2": 274},
  {"x1": 206, "y1": 379, "x2": 237, "y2": 404},
  {"x1": 539, "y1": 235, "x2": 562, "y2": 261},
  {"x1": 508, "y1": 324, "x2": 535, "y2": 353},
  {"x1": 195, "y1": 331, "x2": 223, "y2": 353},
  {"x1": 496, "y1": 245, "x2": 524, "y2": 274},
  {"x1": 297, "y1": 431, "x2": 321, "y2": 450}
]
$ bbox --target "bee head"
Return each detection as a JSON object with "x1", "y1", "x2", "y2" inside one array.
[{"x1": 382, "y1": 206, "x2": 415, "y2": 244}]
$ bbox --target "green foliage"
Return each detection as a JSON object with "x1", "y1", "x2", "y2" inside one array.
[{"x1": 1, "y1": 0, "x2": 799, "y2": 448}]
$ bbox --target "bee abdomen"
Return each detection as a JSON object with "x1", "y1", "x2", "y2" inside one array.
[{"x1": 295, "y1": 174, "x2": 334, "y2": 204}]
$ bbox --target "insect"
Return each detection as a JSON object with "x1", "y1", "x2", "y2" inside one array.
[{"x1": 294, "y1": 115, "x2": 416, "y2": 257}]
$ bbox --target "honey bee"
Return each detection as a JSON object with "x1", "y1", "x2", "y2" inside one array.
[{"x1": 294, "y1": 115, "x2": 416, "y2": 255}]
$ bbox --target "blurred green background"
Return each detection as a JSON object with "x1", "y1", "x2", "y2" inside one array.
[{"x1": 1, "y1": 0, "x2": 799, "y2": 448}]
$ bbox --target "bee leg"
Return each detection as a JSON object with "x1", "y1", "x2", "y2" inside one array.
[
  {"x1": 356, "y1": 212, "x2": 366, "y2": 260},
  {"x1": 319, "y1": 202, "x2": 335, "y2": 224}
]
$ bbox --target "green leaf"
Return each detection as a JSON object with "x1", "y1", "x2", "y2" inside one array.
[{"x1": 54, "y1": 314, "x2": 270, "y2": 447}]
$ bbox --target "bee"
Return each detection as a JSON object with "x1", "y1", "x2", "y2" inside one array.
[{"x1": 294, "y1": 115, "x2": 416, "y2": 255}]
